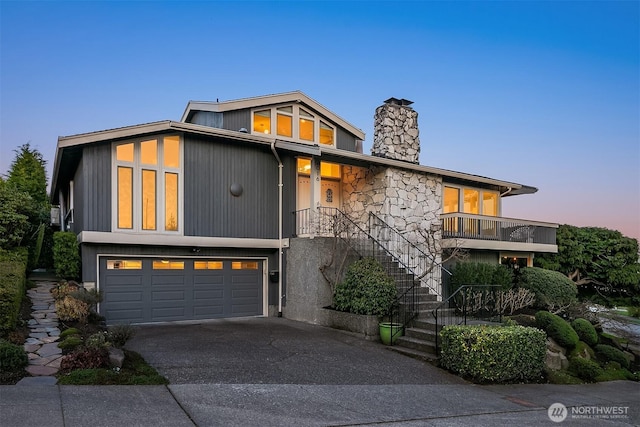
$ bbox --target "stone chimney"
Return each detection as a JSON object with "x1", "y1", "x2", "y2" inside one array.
[{"x1": 371, "y1": 98, "x2": 420, "y2": 164}]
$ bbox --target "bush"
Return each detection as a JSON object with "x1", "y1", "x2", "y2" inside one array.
[
  {"x1": 59, "y1": 347, "x2": 109, "y2": 372},
  {"x1": 535, "y1": 311, "x2": 579, "y2": 349},
  {"x1": 0, "y1": 339, "x2": 28, "y2": 372},
  {"x1": 571, "y1": 318, "x2": 598, "y2": 347},
  {"x1": 0, "y1": 248, "x2": 28, "y2": 337},
  {"x1": 595, "y1": 344, "x2": 630, "y2": 369},
  {"x1": 569, "y1": 357, "x2": 603, "y2": 382},
  {"x1": 107, "y1": 324, "x2": 135, "y2": 348},
  {"x1": 518, "y1": 267, "x2": 577, "y2": 311},
  {"x1": 450, "y1": 262, "x2": 514, "y2": 291},
  {"x1": 568, "y1": 341, "x2": 595, "y2": 361},
  {"x1": 57, "y1": 336, "x2": 83, "y2": 351},
  {"x1": 333, "y1": 258, "x2": 397, "y2": 316},
  {"x1": 85, "y1": 332, "x2": 111, "y2": 349},
  {"x1": 59, "y1": 327, "x2": 82, "y2": 339},
  {"x1": 55, "y1": 296, "x2": 89, "y2": 323},
  {"x1": 440, "y1": 325, "x2": 546, "y2": 383},
  {"x1": 53, "y1": 232, "x2": 80, "y2": 280},
  {"x1": 51, "y1": 281, "x2": 80, "y2": 300},
  {"x1": 0, "y1": 181, "x2": 32, "y2": 250}
]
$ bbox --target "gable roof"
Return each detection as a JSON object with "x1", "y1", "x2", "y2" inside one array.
[
  {"x1": 51, "y1": 119, "x2": 536, "y2": 204},
  {"x1": 181, "y1": 91, "x2": 366, "y2": 141}
]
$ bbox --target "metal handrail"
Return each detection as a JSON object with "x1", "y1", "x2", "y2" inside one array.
[{"x1": 432, "y1": 284, "x2": 502, "y2": 353}]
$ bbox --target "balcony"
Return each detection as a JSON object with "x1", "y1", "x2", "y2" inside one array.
[{"x1": 441, "y1": 213, "x2": 558, "y2": 253}]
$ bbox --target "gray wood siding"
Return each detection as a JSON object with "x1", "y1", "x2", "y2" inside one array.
[
  {"x1": 71, "y1": 157, "x2": 84, "y2": 234},
  {"x1": 221, "y1": 110, "x2": 251, "y2": 132},
  {"x1": 82, "y1": 144, "x2": 112, "y2": 232},
  {"x1": 190, "y1": 111, "x2": 223, "y2": 128},
  {"x1": 281, "y1": 155, "x2": 298, "y2": 238},
  {"x1": 336, "y1": 127, "x2": 358, "y2": 152},
  {"x1": 184, "y1": 135, "x2": 279, "y2": 238}
]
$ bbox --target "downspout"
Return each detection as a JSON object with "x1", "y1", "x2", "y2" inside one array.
[
  {"x1": 500, "y1": 187, "x2": 512, "y2": 197},
  {"x1": 270, "y1": 141, "x2": 284, "y2": 317}
]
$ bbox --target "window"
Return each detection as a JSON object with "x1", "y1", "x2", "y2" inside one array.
[
  {"x1": 443, "y1": 185, "x2": 499, "y2": 216},
  {"x1": 107, "y1": 260, "x2": 142, "y2": 270},
  {"x1": 251, "y1": 105, "x2": 335, "y2": 146},
  {"x1": 297, "y1": 158, "x2": 341, "y2": 178},
  {"x1": 113, "y1": 136, "x2": 182, "y2": 233},
  {"x1": 152, "y1": 260, "x2": 184, "y2": 270},
  {"x1": 232, "y1": 261, "x2": 259, "y2": 270},
  {"x1": 194, "y1": 261, "x2": 224, "y2": 270}
]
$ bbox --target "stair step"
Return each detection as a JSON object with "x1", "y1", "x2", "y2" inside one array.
[
  {"x1": 405, "y1": 327, "x2": 437, "y2": 342},
  {"x1": 393, "y1": 336, "x2": 438, "y2": 355},
  {"x1": 385, "y1": 345, "x2": 439, "y2": 365}
]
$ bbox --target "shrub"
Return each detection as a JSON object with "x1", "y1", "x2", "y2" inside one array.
[
  {"x1": 569, "y1": 357, "x2": 603, "y2": 382},
  {"x1": 535, "y1": 311, "x2": 579, "y2": 349},
  {"x1": 69, "y1": 288, "x2": 102, "y2": 309},
  {"x1": 0, "y1": 181, "x2": 32, "y2": 250},
  {"x1": 0, "y1": 248, "x2": 28, "y2": 336},
  {"x1": 518, "y1": 267, "x2": 577, "y2": 311},
  {"x1": 107, "y1": 324, "x2": 136, "y2": 348},
  {"x1": 55, "y1": 296, "x2": 89, "y2": 323},
  {"x1": 595, "y1": 344, "x2": 630, "y2": 369},
  {"x1": 51, "y1": 281, "x2": 80, "y2": 300},
  {"x1": 59, "y1": 327, "x2": 82, "y2": 339},
  {"x1": 85, "y1": 332, "x2": 111, "y2": 349},
  {"x1": 59, "y1": 347, "x2": 109, "y2": 372},
  {"x1": 53, "y1": 232, "x2": 80, "y2": 280},
  {"x1": 450, "y1": 262, "x2": 514, "y2": 291},
  {"x1": 0, "y1": 339, "x2": 28, "y2": 372},
  {"x1": 439, "y1": 325, "x2": 546, "y2": 383},
  {"x1": 57, "y1": 336, "x2": 83, "y2": 351},
  {"x1": 571, "y1": 318, "x2": 598, "y2": 347},
  {"x1": 333, "y1": 258, "x2": 397, "y2": 316}
]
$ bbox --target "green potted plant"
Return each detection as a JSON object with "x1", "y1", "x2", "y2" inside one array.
[{"x1": 333, "y1": 257, "x2": 401, "y2": 344}]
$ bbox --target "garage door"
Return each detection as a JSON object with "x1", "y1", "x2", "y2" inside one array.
[{"x1": 100, "y1": 258, "x2": 263, "y2": 324}]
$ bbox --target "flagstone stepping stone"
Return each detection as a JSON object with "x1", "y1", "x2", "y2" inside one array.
[
  {"x1": 26, "y1": 365, "x2": 58, "y2": 376},
  {"x1": 37, "y1": 343, "x2": 62, "y2": 358}
]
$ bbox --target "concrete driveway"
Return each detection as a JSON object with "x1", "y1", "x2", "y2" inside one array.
[{"x1": 125, "y1": 317, "x2": 467, "y2": 385}]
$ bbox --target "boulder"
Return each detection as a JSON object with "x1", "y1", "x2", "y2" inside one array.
[
  {"x1": 108, "y1": 347, "x2": 125, "y2": 368},
  {"x1": 545, "y1": 349, "x2": 569, "y2": 371}
]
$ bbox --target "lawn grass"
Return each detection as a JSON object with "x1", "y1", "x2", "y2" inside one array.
[{"x1": 56, "y1": 350, "x2": 168, "y2": 385}]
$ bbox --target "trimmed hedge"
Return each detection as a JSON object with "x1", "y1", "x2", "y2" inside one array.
[
  {"x1": 0, "y1": 339, "x2": 28, "y2": 372},
  {"x1": 569, "y1": 357, "x2": 603, "y2": 382},
  {"x1": 53, "y1": 232, "x2": 80, "y2": 280},
  {"x1": 595, "y1": 344, "x2": 630, "y2": 369},
  {"x1": 440, "y1": 325, "x2": 546, "y2": 383},
  {"x1": 518, "y1": 267, "x2": 577, "y2": 310},
  {"x1": 0, "y1": 248, "x2": 28, "y2": 337},
  {"x1": 535, "y1": 311, "x2": 579, "y2": 349},
  {"x1": 571, "y1": 318, "x2": 598, "y2": 347}
]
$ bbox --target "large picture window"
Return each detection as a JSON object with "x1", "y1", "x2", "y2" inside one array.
[
  {"x1": 444, "y1": 185, "x2": 499, "y2": 216},
  {"x1": 113, "y1": 136, "x2": 182, "y2": 233}
]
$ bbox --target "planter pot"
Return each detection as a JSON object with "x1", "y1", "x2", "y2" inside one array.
[{"x1": 379, "y1": 322, "x2": 404, "y2": 345}]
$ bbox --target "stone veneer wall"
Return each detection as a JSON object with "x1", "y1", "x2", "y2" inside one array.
[
  {"x1": 342, "y1": 165, "x2": 442, "y2": 245},
  {"x1": 371, "y1": 103, "x2": 420, "y2": 164}
]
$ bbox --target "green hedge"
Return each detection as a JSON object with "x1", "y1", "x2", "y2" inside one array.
[
  {"x1": 571, "y1": 318, "x2": 598, "y2": 347},
  {"x1": 0, "y1": 248, "x2": 28, "y2": 337},
  {"x1": 440, "y1": 325, "x2": 546, "y2": 383},
  {"x1": 53, "y1": 232, "x2": 80, "y2": 280},
  {"x1": 518, "y1": 267, "x2": 577, "y2": 310},
  {"x1": 535, "y1": 310, "x2": 579, "y2": 349},
  {"x1": 595, "y1": 344, "x2": 630, "y2": 369},
  {"x1": 450, "y1": 262, "x2": 514, "y2": 291},
  {"x1": 333, "y1": 258, "x2": 397, "y2": 316}
]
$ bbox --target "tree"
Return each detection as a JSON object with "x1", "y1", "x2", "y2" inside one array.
[
  {"x1": 535, "y1": 225, "x2": 640, "y2": 297},
  {"x1": 0, "y1": 178, "x2": 32, "y2": 249}
]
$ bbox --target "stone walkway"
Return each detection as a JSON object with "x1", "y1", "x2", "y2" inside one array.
[{"x1": 21, "y1": 281, "x2": 62, "y2": 379}]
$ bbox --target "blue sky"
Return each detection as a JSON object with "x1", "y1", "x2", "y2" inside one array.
[{"x1": 1, "y1": 1, "x2": 638, "y2": 239}]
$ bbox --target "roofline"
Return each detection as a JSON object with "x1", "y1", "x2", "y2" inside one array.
[
  {"x1": 51, "y1": 119, "x2": 537, "y2": 202},
  {"x1": 180, "y1": 91, "x2": 366, "y2": 141}
]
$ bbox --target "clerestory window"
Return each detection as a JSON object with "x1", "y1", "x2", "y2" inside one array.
[
  {"x1": 252, "y1": 105, "x2": 335, "y2": 146},
  {"x1": 112, "y1": 136, "x2": 182, "y2": 233}
]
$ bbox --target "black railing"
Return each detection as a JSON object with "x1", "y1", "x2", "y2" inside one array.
[
  {"x1": 441, "y1": 213, "x2": 557, "y2": 245},
  {"x1": 432, "y1": 285, "x2": 502, "y2": 353},
  {"x1": 294, "y1": 208, "x2": 449, "y2": 345}
]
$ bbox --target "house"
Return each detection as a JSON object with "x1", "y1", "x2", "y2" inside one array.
[{"x1": 50, "y1": 91, "x2": 558, "y2": 326}]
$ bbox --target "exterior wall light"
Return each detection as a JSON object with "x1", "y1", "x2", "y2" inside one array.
[{"x1": 230, "y1": 183, "x2": 243, "y2": 197}]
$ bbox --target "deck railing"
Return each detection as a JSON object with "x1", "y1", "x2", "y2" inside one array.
[{"x1": 441, "y1": 213, "x2": 557, "y2": 245}]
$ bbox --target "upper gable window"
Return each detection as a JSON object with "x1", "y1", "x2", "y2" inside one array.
[
  {"x1": 251, "y1": 105, "x2": 335, "y2": 147},
  {"x1": 113, "y1": 136, "x2": 183, "y2": 233}
]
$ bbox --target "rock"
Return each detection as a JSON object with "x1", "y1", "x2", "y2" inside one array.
[
  {"x1": 545, "y1": 349, "x2": 569, "y2": 371},
  {"x1": 546, "y1": 338, "x2": 566, "y2": 355},
  {"x1": 109, "y1": 347, "x2": 125, "y2": 368}
]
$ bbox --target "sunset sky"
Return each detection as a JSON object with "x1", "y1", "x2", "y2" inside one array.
[{"x1": 1, "y1": 1, "x2": 638, "y2": 239}]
